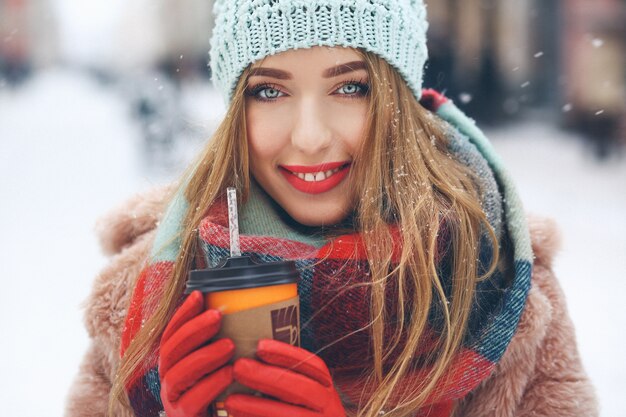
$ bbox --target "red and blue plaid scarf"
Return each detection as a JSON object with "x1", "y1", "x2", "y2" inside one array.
[{"x1": 120, "y1": 90, "x2": 533, "y2": 417}]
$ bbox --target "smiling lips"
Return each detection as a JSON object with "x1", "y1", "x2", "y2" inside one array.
[{"x1": 279, "y1": 161, "x2": 351, "y2": 194}]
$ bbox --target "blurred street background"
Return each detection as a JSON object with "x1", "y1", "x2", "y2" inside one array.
[{"x1": 1, "y1": 1, "x2": 625, "y2": 416}]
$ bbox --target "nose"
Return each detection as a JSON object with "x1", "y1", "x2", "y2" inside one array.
[{"x1": 290, "y1": 97, "x2": 333, "y2": 155}]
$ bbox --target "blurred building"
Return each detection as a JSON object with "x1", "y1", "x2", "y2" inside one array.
[
  {"x1": 560, "y1": 0, "x2": 626, "y2": 154},
  {"x1": 158, "y1": 0, "x2": 214, "y2": 79},
  {"x1": 425, "y1": 0, "x2": 547, "y2": 122},
  {"x1": 0, "y1": 0, "x2": 58, "y2": 84},
  {"x1": 424, "y1": 0, "x2": 625, "y2": 152},
  {"x1": 113, "y1": 0, "x2": 213, "y2": 78}
]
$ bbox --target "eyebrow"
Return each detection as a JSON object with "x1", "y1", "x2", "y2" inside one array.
[
  {"x1": 248, "y1": 61, "x2": 367, "y2": 80},
  {"x1": 323, "y1": 61, "x2": 367, "y2": 78}
]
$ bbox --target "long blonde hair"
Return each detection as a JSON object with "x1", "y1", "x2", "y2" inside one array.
[{"x1": 109, "y1": 49, "x2": 498, "y2": 417}]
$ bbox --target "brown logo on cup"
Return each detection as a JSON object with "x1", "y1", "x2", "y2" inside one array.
[{"x1": 270, "y1": 305, "x2": 299, "y2": 346}]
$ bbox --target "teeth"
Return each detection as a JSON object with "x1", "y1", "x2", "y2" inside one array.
[{"x1": 295, "y1": 167, "x2": 341, "y2": 182}]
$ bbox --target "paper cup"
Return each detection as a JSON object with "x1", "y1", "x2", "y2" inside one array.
[{"x1": 186, "y1": 256, "x2": 300, "y2": 417}]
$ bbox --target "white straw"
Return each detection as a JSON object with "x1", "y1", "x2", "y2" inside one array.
[{"x1": 227, "y1": 187, "x2": 241, "y2": 257}]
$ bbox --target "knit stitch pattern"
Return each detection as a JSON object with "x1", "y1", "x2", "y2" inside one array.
[{"x1": 210, "y1": 0, "x2": 429, "y2": 102}]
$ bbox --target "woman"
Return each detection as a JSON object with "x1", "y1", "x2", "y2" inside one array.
[{"x1": 66, "y1": 1, "x2": 598, "y2": 416}]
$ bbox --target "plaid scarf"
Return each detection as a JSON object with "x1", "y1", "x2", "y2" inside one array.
[{"x1": 120, "y1": 90, "x2": 533, "y2": 417}]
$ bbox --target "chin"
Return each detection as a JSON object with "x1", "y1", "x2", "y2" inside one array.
[{"x1": 285, "y1": 204, "x2": 348, "y2": 227}]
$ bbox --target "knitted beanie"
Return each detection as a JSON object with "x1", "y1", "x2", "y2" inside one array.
[{"x1": 209, "y1": 0, "x2": 429, "y2": 103}]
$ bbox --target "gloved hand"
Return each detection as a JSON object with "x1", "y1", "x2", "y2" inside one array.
[
  {"x1": 158, "y1": 290, "x2": 235, "y2": 417},
  {"x1": 225, "y1": 339, "x2": 346, "y2": 417}
]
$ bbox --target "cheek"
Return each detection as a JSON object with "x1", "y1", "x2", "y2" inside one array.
[
  {"x1": 328, "y1": 103, "x2": 368, "y2": 150},
  {"x1": 246, "y1": 109, "x2": 288, "y2": 161}
]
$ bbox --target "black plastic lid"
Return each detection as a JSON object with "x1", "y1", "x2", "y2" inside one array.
[{"x1": 185, "y1": 255, "x2": 299, "y2": 294}]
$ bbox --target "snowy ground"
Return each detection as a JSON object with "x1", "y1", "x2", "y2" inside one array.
[{"x1": 0, "y1": 68, "x2": 624, "y2": 417}]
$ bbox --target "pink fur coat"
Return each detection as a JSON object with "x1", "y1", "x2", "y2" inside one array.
[{"x1": 64, "y1": 186, "x2": 599, "y2": 417}]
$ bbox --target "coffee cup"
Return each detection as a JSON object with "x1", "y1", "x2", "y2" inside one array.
[{"x1": 185, "y1": 255, "x2": 300, "y2": 416}]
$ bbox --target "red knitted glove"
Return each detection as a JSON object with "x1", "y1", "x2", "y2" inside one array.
[
  {"x1": 158, "y1": 290, "x2": 235, "y2": 417},
  {"x1": 225, "y1": 339, "x2": 346, "y2": 417}
]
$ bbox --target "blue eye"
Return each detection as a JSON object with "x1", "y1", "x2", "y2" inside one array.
[
  {"x1": 258, "y1": 87, "x2": 283, "y2": 99},
  {"x1": 246, "y1": 83, "x2": 285, "y2": 101},
  {"x1": 336, "y1": 80, "x2": 369, "y2": 97},
  {"x1": 338, "y1": 84, "x2": 359, "y2": 94}
]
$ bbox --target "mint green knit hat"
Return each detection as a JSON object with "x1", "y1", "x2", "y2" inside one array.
[{"x1": 209, "y1": 0, "x2": 429, "y2": 103}]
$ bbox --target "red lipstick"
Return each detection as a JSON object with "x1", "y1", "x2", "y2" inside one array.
[{"x1": 279, "y1": 161, "x2": 351, "y2": 195}]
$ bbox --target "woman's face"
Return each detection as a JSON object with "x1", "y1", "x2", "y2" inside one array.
[{"x1": 245, "y1": 46, "x2": 369, "y2": 226}]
